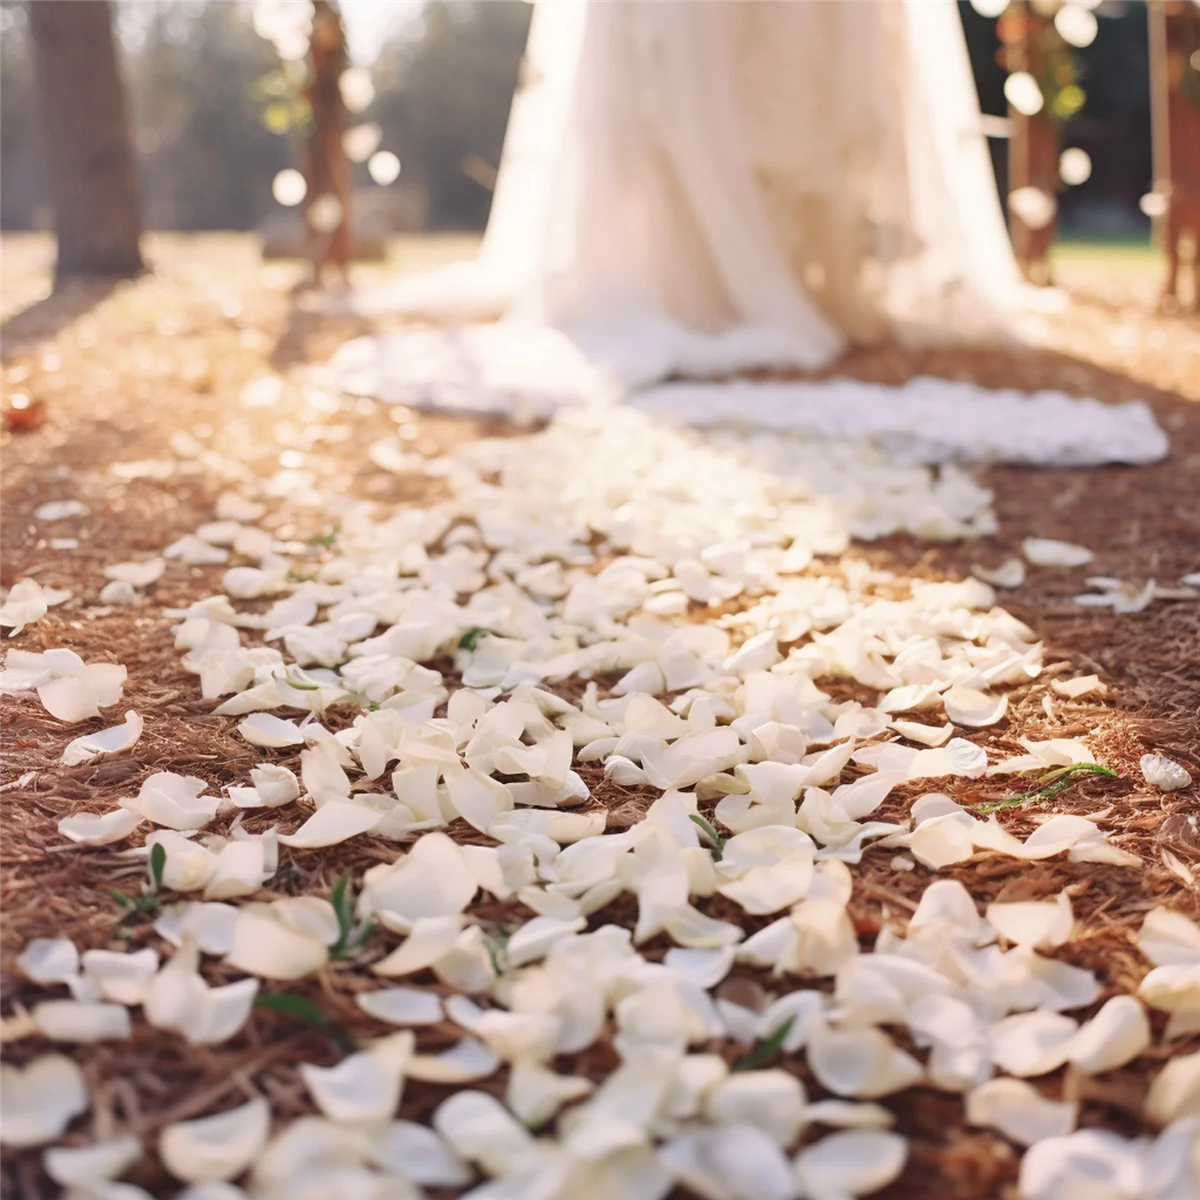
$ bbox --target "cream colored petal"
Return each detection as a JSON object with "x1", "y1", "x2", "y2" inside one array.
[
  {"x1": 704, "y1": 1070, "x2": 806, "y2": 1147},
  {"x1": 32, "y1": 1000, "x2": 132, "y2": 1043},
  {"x1": 1068, "y1": 996, "x2": 1150, "y2": 1074},
  {"x1": 505, "y1": 1060, "x2": 594, "y2": 1127},
  {"x1": 300, "y1": 1032, "x2": 414, "y2": 1123},
  {"x1": 986, "y1": 892, "x2": 1074, "y2": 951},
  {"x1": 224, "y1": 909, "x2": 328, "y2": 980},
  {"x1": 356, "y1": 987, "x2": 443, "y2": 1026},
  {"x1": 1145, "y1": 1050, "x2": 1200, "y2": 1125},
  {"x1": 0, "y1": 1054, "x2": 89, "y2": 1147},
  {"x1": 964, "y1": 1077, "x2": 1077, "y2": 1146},
  {"x1": 61, "y1": 711, "x2": 144, "y2": 765},
  {"x1": 159, "y1": 1097, "x2": 270, "y2": 1183},
  {"x1": 18, "y1": 937, "x2": 79, "y2": 984},
  {"x1": 277, "y1": 802, "x2": 382, "y2": 849},
  {"x1": 238, "y1": 713, "x2": 304, "y2": 748},
  {"x1": 1022, "y1": 538, "x2": 1093, "y2": 567},
  {"x1": 988, "y1": 1010, "x2": 1078, "y2": 1077},
  {"x1": 792, "y1": 1129, "x2": 908, "y2": 1199},
  {"x1": 38, "y1": 676, "x2": 101, "y2": 723},
  {"x1": 807, "y1": 1026, "x2": 923, "y2": 1098},
  {"x1": 407, "y1": 1037, "x2": 501, "y2": 1083},
  {"x1": 368, "y1": 1120, "x2": 473, "y2": 1188},
  {"x1": 58, "y1": 808, "x2": 143, "y2": 846},
  {"x1": 942, "y1": 686, "x2": 1007, "y2": 728},
  {"x1": 432, "y1": 1090, "x2": 538, "y2": 1178},
  {"x1": 43, "y1": 1136, "x2": 142, "y2": 1186}
]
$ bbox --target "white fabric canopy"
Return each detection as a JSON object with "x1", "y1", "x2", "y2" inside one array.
[
  {"x1": 333, "y1": 0, "x2": 1167, "y2": 468},
  {"x1": 353, "y1": 0, "x2": 1024, "y2": 366}
]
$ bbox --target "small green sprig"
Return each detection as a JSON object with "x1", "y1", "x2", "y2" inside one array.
[
  {"x1": 732, "y1": 1018, "x2": 795, "y2": 1072},
  {"x1": 329, "y1": 873, "x2": 376, "y2": 960},
  {"x1": 688, "y1": 814, "x2": 726, "y2": 861},
  {"x1": 971, "y1": 762, "x2": 1117, "y2": 814}
]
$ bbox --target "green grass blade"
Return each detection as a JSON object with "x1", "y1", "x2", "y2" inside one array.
[
  {"x1": 971, "y1": 762, "x2": 1117, "y2": 814},
  {"x1": 732, "y1": 1017, "x2": 795, "y2": 1072},
  {"x1": 688, "y1": 813, "x2": 726, "y2": 860},
  {"x1": 149, "y1": 842, "x2": 167, "y2": 892},
  {"x1": 254, "y1": 993, "x2": 353, "y2": 1049}
]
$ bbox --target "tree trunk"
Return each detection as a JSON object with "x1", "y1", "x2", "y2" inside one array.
[{"x1": 28, "y1": 0, "x2": 144, "y2": 282}]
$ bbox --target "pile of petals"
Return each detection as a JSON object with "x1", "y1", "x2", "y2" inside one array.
[{"x1": 12, "y1": 407, "x2": 1195, "y2": 1197}]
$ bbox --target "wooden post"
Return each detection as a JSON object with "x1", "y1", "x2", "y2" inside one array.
[
  {"x1": 1151, "y1": 0, "x2": 1200, "y2": 309},
  {"x1": 1004, "y1": 0, "x2": 1060, "y2": 285},
  {"x1": 28, "y1": 0, "x2": 144, "y2": 283},
  {"x1": 303, "y1": 0, "x2": 352, "y2": 288}
]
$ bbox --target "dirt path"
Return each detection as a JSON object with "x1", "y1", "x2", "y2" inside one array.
[{"x1": 1, "y1": 235, "x2": 1197, "y2": 1199}]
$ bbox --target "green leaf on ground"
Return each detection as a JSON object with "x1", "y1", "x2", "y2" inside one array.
[
  {"x1": 732, "y1": 1017, "x2": 795, "y2": 1072},
  {"x1": 458, "y1": 626, "x2": 492, "y2": 652},
  {"x1": 254, "y1": 992, "x2": 354, "y2": 1050},
  {"x1": 149, "y1": 842, "x2": 167, "y2": 893},
  {"x1": 971, "y1": 762, "x2": 1117, "y2": 814},
  {"x1": 688, "y1": 813, "x2": 726, "y2": 861}
]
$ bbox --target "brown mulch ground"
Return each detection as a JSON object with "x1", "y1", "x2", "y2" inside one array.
[{"x1": 1, "y1": 233, "x2": 1198, "y2": 1199}]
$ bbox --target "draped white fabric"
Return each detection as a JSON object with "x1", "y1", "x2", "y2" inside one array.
[
  {"x1": 353, "y1": 0, "x2": 1024, "y2": 366},
  {"x1": 332, "y1": 0, "x2": 1167, "y2": 467}
]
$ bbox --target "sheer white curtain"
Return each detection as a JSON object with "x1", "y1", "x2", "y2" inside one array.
[
  {"x1": 356, "y1": 0, "x2": 1022, "y2": 373},
  {"x1": 331, "y1": 1, "x2": 1167, "y2": 467}
]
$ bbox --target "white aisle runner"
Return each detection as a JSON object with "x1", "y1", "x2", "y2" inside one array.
[{"x1": 329, "y1": 324, "x2": 1169, "y2": 469}]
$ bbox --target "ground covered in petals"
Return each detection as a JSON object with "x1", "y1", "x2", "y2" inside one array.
[{"x1": 2, "y1": 234, "x2": 1199, "y2": 1200}]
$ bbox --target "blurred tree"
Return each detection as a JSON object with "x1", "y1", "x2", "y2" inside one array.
[
  {"x1": 369, "y1": 0, "x2": 531, "y2": 229},
  {"x1": 28, "y1": 0, "x2": 144, "y2": 279},
  {"x1": 124, "y1": 1, "x2": 292, "y2": 231},
  {"x1": 302, "y1": 0, "x2": 352, "y2": 284},
  {"x1": 0, "y1": 5, "x2": 48, "y2": 230},
  {"x1": 959, "y1": 0, "x2": 1153, "y2": 234}
]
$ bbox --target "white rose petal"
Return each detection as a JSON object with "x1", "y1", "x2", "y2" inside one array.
[
  {"x1": 159, "y1": 1097, "x2": 270, "y2": 1183},
  {"x1": 807, "y1": 1025, "x2": 924, "y2": 1098},
  {"x1": 104, "y1": 559, "x2": 166, "y2": 588},
  {"x1": 38, "y1": 675, "x2": 103, "y2": 723},
  {"x1": 43, "y1": 1135, "x2": 142, "y2": 1186},
  {"x1": 356, "y1": 988, "x2": 444, "y2": 1026},
  {"x1": 18, "y1": 937, "x2": 80, "y2": 984},
  {"x1": 121, "y1": 772, "x2": 216, "y2": 831},
  {"x1": 300, "y1": 1032, "x2": 414, "y2": 1123},
  {"x1": 224, "y1": 909, "x2": 329, "y2": 980},
  {"x1": 793, "y1": 1129, "x2": 908, "y2": 1199},
  {"x1": 0, "y1": 1055, "x2": 89, "y2": 1147},
  {"x1": 368, "y1": 1120, "x2": 473, "y2": 1188},
  {"x1": 1051, "y1": 675, "x2": 1106, "y2": 699},
  {"x1": 35, "y1": 500, "x2": 88, "y2": 521},
  {"x1": 58, "y1": 808, "x2": 144, "y2": 846},
  {"x1": 988, "y1": 1010, "x2": 1078, "y2": 1077},
  {"x1": 942, "y1": 686, "x2": 1008, "y2": 728},
  {"x1": 1145, "y1": 1050, "x2": 1200, "y2": 1125},
  {"x1": 1, "y1": 578, "x2": 51, "y2": 634},
  {"x1": 61, "y1": 710, "x2": 144, "y2": 765},
  {"x1": 986, "y1": 892, "x2": 1074, "y2": 951},
  {"x1": 972, "y1": 559, "x2": 1025, "y2": 588},
  {"x1": 32, "y1": 1000, "x2": 132, "y2": 1043},
  {"x1": 238, "y1": 713, "x2": 305, "y2": 748},
  {"x1": 1068, "y1": 996, "x2": 1150, "y2": 1074},
  {"x1": 1023, "y1": 538, "x2": 1094, "y2": 567},
  {"x1": 965, "y1": 1078, "x2": 1077, "y2": 1146},
  {"x1": 1018, "y1": 1129, "x2": 1148, "y2": 1200},
  {"x1": 431, "y1": 1090, "x2": 537, "y2": 1178},
  {"x1": 1141, "y1": 754, "x2": 1193, "y2": 793}
]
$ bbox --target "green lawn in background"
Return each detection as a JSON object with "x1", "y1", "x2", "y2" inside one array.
[{"x1": 1051, "y1": 234, "x2": 1159, "y2": 281}]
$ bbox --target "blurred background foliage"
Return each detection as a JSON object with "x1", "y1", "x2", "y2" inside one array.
[{"x1": 0, "y1": 0, "x2": 1152, "y2": 236}]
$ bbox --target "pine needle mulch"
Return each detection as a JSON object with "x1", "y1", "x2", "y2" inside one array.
[{"x1": 1, "y1": 233, "x2": 1198, "y2": 1199}]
